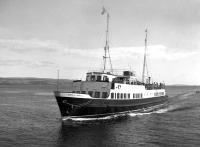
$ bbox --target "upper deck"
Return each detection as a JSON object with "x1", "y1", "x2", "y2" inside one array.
[{"x1": 71, "y1": 70, "x2": 165, "y2": 98}]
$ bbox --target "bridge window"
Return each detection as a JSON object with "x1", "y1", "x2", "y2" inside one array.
[
  {"x1": 81, "y1": 91, "x2": 86, "y2": 94},
  {"x1": 115, "y1": 93, "x2": 116, "y2": 99},
  {"x1": 124, "y1": 93, "x2": 126, "y2": 98},
  {"x1": 91, "y1": 75, "x2": 95, "y2": 81},
  {"x1": 128, "y1": 93, "x2": 130, "y2": 99},
  {"x1": 111, "y1": 82, "x2": 115, "y2": 89},
  {"x1": 102, "y1": 92, "x2": 108, "y2": 98},
  {"x1": 97, "y1": 76, "x2": 101, "y2": 81},
  {"x1": 88, "y1": 91, "x2": 93, "y2": 97},
  {"x1": 103, "y1": 76, "x2": 109, "y2": 82},
  {"x1": 117, "y1": 93, "x2": 120, "y2": 99},
  {"x1": 111, "y1": 93, "x2": 114, "y2": 98},
  {"x1": 94, "y1": 91, "x2": 100, "y2": 98},
  {"x1": 76, "y1": 91, "x2": 80, "y2": 94},
  {"x1": 121, "y1": 93, "x2": 123, "y2": 99}
]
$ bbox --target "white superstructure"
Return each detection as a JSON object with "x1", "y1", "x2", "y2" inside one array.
[{"x1": 72, "y1": 70, "x2": 165, "y2": 100}]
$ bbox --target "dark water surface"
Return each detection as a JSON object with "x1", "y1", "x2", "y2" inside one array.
[{"x1": 0, "y1": 81, "x2": 200, "y2": 147}]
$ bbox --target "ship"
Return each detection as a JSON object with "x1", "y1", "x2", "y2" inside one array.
[{"x1": 54, "y1": 7, "x2": 168, "y2": 119}]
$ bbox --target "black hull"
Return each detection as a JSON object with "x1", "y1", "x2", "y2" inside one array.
[
  {"x1": 55, "y1": 92, "x2": 168, "y2": 118},
  {"x1": 55, "y1": 96, "x2": 168, "y2": 118}
]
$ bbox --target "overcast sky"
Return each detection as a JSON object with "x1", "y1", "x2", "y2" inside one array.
[{"x1": 0, "y1": 0, "x2": 200, "y2": 85}]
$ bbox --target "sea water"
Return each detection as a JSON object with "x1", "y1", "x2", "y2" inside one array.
[{"x1": 0, "y1": 81, "x2": 200, "y2": 147}]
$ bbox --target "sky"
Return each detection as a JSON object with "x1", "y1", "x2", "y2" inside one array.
[{"x1": 0, "y1": 0, "x2": 200, "y2": 85}]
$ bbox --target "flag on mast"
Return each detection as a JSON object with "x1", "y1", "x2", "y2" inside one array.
[{"x1": 101, "y1": 6, "x2": 106, "y2": 15}]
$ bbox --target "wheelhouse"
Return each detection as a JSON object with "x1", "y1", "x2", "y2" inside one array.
[{"x1": 86, "y1": 72, "x2": 116, "y2": 82}]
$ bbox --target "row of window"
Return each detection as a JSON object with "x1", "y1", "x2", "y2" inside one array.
[
  {"x1": 74, "y1": 91, "x2": 108, "y2": 98},
  {"x1": 110, "y1": 93, "x2": 143, "y2": 99},
  {"x1": 154, "y1": 92, "x2": 165, "y2": 96},
  {"x1": 73, "y1": 91, "x2": 164, "y2": 99},
  {"x1": 86, "y1": 75, "x2": 109, "y2": 82}
]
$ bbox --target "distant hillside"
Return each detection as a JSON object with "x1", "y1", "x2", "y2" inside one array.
[
  {"x1": 0, "y1": 77, "x2": 72, "y2": 86},
  {"x1": 167, "y1": 84, "x2": 200, "y2": 87}
]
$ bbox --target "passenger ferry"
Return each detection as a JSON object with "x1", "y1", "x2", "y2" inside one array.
[{"x1": 54, "y1": 8, "x2": 168, "y2": 119}]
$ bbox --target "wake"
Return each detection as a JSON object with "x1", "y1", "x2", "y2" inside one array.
[{"x1": 162, "y1": 91, "x2": 199, "y2": 113}]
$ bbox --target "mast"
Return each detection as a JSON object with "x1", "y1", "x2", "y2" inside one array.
[
  {"x1": 142, "y1": 29, "x2": 148, "y2": 83},
  {"x1": 101, "y1": 7, "x2": 113, "y2": 73}
]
